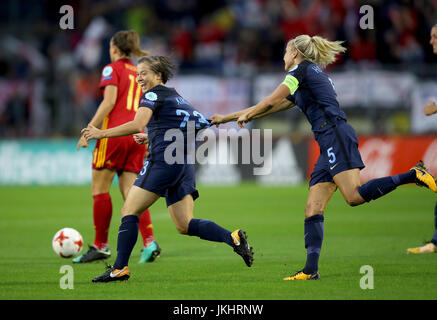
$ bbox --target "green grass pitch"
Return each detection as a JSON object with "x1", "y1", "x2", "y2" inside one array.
[{"x1": 1, "y1": 184, "x2": 436, "y2": 300}]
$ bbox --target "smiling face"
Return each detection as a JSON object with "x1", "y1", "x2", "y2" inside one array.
[
  {"x1": 430, "y1": 27, "x2": 437, "y2": 54},
  {"x1": 136, "y1": 62, "x2": 162, "y2": 92}
]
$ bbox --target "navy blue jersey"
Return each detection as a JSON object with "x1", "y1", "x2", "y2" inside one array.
[
  {"x1": 283, "y1": 60, "x2": 347, "y2": 133},
  {"x1": 138, "y1": 85, "x2": 210, "y2": 161}
]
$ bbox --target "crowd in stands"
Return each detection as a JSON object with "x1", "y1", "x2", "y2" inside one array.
[{"x1": 1, "y1": 0, "x2": 436, "y2": 137}]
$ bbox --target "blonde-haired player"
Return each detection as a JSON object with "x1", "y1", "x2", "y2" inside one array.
[{"x1": 212, "y1": 34, "x2": 437, "y2": 280}]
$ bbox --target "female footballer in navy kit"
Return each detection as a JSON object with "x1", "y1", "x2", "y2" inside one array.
[
  {"x1": 211, "y1": 34, "x2": 437, "y2": 280},
  {"x1": 82, "y1": 55, "x2": 254, "y2": 282}
]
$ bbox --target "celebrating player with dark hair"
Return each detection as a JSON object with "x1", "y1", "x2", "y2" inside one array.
[
  {"x1": 211, "y1": 34, "x2": 437, "y2": 280},
  {"x1": 76, "y1": 30, "x2": 161, "y2": 264},
  {"x1": 82, "y1": 55, "x2": 254, "y2": 282}
]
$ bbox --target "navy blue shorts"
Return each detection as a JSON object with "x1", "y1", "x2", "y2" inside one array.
[
  {"x1": 134, "y1": 160, "x2": 199, "y2": 207},
  {"x1": 309, "y1": 120, "x2": 365, "y2": 187}
]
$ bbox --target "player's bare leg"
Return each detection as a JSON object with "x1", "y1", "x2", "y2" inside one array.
[
  {"x1": 168, "y1": 194, "x2": 254, "y2": 267},
  {"x1": 119, "y1": 171, "x2": 161, "y2": 263},
  {"x1": 91, "y1": 168, "x2": 116, "y2": 196},
  {"x1": 284, "y1": 182, "x2": 336, "y2": 280},
  {"x1": 118, "y1": 171, "x2": 137, "y2": 200},
  {"x1": 167, "y1": 194, "x2": 194, "y2": 234},
  {"x1": 121, "y1": 185, "x2": 160, "y2": 218},
  {"x1": 73, "y1": 168, "x2": 116, "y2": 263},
  {"x1": 305, "y1": 182, "x2": 337, "y2": 218},
  {"x1": 92, "y1": 186, "x2": 160, "y2": 282},
  {"x1": 333, "y1": 168, "x2": 365, "y2": 206}
]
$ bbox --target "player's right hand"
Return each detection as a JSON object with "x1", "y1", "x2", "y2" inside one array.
[
  {"x1": 77, "y1": 135, "x2": 89, "y2": 151},
  {"x1": 210, "y1": 114, "x2": 225, "y2": 127},
  {"x1": 133, "y1": 133, "x2": 149, "y2": 145},
  {"x1": 237, "y1": 113, "x2": 250, "y2": 128}
]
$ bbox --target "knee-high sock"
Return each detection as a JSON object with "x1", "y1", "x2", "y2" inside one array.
[
  {"x1": 303, "y1": 214, "x2": 324, "y2": 274},
  {"x1": 432, "y1": 202, "x2": 437, "y2": 246},
  {"x1": 139, "y1": 209, "x2": 155, "y2": 247},
  {"x1": 113, "y1": 215, "x2": 139, "y2": 269},
  {"x1": 358, "y1": 170, "x2": 416, "y2": 202},
  {"x1": 93, "y1": 193, "x2": 112, "y2": 249},
  {"x1": 187, "y1": 219, "x2": 234, "y2": 247}
]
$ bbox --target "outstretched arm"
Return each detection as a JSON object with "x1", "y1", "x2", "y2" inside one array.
[
  {"x1": 251, "y1": 98, "x2": 295, "y2": 120},
  {"x1": 81, "y1": 107, "x2": 153, "y2": 140},
  {"x1": 210, "y1": 107, "x2": 258, "y2": 125},
  {"x1": 211, "y1": 97, "x2": 295, "y2": 126},
  {"x1": 236, "y1": 84, "x2": 293, "y2": 128},
  {"x1": 242, "y1": 84, "x2": 291, "y2": 122}
]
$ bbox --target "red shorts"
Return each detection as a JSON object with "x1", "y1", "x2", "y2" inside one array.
[{"x1": 92, "y1": 136, "x2": 147, "y2": 174}]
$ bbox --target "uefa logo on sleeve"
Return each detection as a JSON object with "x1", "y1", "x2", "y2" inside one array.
[{"x1": 102, "y1": 66, "x2": 113, "y2": 77}]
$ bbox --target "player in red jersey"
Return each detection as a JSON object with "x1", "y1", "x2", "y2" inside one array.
[{"x1": 75, "y1": 30, "x2": 161, "y2": 263}]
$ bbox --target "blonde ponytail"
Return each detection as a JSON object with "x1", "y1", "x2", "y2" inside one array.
[{"x1": 288, "y1": 35, "x2": 346, "y2": 68}]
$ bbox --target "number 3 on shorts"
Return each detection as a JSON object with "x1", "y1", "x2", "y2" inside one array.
[{"x1": 327, "y1": 147, "x2": 336, "y2": 164}]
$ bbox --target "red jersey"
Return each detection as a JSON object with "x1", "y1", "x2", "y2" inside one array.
[
  {"x1": 99, "y1": 58, "x2": 142, "y2": 128},
  {"x1": 93, "y1": 58, "x2": 147, "y2": 172}
]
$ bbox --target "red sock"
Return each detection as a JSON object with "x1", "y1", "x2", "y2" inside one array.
[
  {"x1": 139, "y1": 209, "x2": 154, "y2": 247},
  {"x1": 93, "y1": 193, "x2": 112, "y2": 249}
]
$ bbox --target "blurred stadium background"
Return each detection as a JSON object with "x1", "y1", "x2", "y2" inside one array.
[
  {"x1": 1, "y1": 0, "x2": 437, "y2": 185},
  {"x1": 3, "y1": 1, "x2": 437, "y2": 302}
]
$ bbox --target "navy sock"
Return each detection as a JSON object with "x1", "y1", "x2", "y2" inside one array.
[
  {"x1": 187, "y1": 218, "x2": 234, "y2": 247},
  {"x1": 391, "y1": 170, "x2": 416, "y2": 185},
  {"x1": 432, "y1": 202, "x2": 437, "y2": 246},
  {"x1": 358, "y1": 170, "x2": 415, "y2": 202},
  {"x1": 303, "y1": 214, "x2": 324, "y2": 274},
  {"x1": 113, "y1": 215, "x2": 139, "y2": 269}
]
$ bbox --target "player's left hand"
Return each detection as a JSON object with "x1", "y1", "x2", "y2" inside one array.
[
  {"x1": 237, "y1": 113, "x2": 250, "y2": 128},
  {"x1": 81, "y1": 124, "x2": 103, "y2": 140}
]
